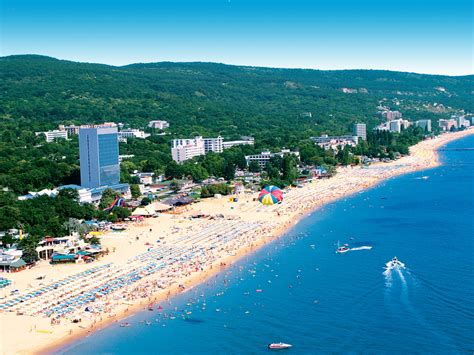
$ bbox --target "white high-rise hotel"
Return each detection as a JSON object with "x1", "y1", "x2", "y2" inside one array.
[
  {"x1": 171, "y1": 137, "x2": 205, "y2": 163},
  {"x1": 171, "y1": 136, "x2": 224, "y2": 163},
  {"x1": 352, "y1": 123, "x2": 367, "y2": 141}
]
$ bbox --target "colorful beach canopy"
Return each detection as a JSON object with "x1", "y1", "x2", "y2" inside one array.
[{"x1": 258, "y1": 185, "x2": 283, "y2": 205}]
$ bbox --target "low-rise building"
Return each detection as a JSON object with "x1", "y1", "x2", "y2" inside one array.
[
  {"x1": 311, "y1": 135, "x2": 359, "y2": 151},
  {"x1": 58, "y1": 185, "x2": 93, "y2": 204},
  {"x1": 310, "y1": 166, "x2": 328, "y2": 178},
  {"x1": 222, "y1": 137, "x2": 255, "y2": 149},
  {"x1": 0, "y1": 250, "x2": 26, "y2": 272},
  {"x1": 18, "y1": 188, "x2": 58, "y2": 201},
  {"x1": 35, "y1": 130, "x2": 68, "y2": 143},
  {"x1": 148, "y1": 120, "x2": 170, "y2": 130},
  {"x1": 133, "y1": 172, "x2": 155, "y2": 185},
  {"x1": 36, "y1": 234, "x2": 88, "y2": 260},
  {"x1": 118, "y1": 129, "x2": 150, "y2": 139},
  {"x1": 245, "y1": 149, "x2": 300, "y2": 169}
]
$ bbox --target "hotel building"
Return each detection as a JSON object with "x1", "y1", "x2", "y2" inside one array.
[
  {"x1": 415, "y1": 120, "x2": 432, "y2": 132},
  {"x1": 352, "y1": 123, "x2": 367, "y2": 141},
  {"x1": 79, "y1": 125, "x2": 120, "y2": 188},
  {"x1": 245, "y1": 149, "x2": 300, "y2": 169}
]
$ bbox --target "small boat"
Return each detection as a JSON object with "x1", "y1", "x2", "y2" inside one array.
[
  {"x1": 336, "y1": 241, "x2": 350, "y2": 253},
  {"x1": 120, "y1": 322, "x2": 131, "y2": 327},
  {"x1": 385, "y1": 257, "x2": 405, "y2": 270},
  {"x1": 148, "y1": 304, "x2": 154, "y2": 311},
  {"x1": 111, "y1": 224, "x2": 127, "y2": 231},
  {"x1": 268, "y1": 342, "x2": 292, "y2": 350}
]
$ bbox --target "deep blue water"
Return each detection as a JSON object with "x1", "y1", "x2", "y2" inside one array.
[{"x1": 59, "y1": 135, "x2": 474, "y2": 354}]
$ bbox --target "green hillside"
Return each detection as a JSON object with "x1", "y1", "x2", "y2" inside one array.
[{"x1": 0, "y1": 55, "x2": 472, "y2": 194}]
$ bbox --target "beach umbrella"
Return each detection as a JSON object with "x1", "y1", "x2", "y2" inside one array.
[{"x1": 258, "y1": 185, "x2": 283, "y2": 205}]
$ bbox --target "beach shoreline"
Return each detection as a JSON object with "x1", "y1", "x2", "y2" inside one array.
[{"x1": 1, "y1": 129, "x2": 472, "y2": 355}]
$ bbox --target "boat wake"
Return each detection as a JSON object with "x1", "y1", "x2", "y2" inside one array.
[
  {"x1": 384, "y1": 264, "x2": 455, "y2": 345},
  {"x1": 349, "y1": 246, "x2": 372, "y2": 251},
  {"x1": 383, "y1": 269, "x2": 393, "y2": 288},
  {"x1": 405, "y1": 270, "x2": 474, "y2": 318}
]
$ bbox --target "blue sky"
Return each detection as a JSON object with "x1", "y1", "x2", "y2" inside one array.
[{"x1": 1, "y1": 0, "x2": 472, "y2": 75}]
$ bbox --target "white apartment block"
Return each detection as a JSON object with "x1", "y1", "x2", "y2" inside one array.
[
  {"x1": 389, "y1": 120, "x2": 402, "y2": 133},
  {"x1": 35, "y1": 130, "x2": 68, "y2": 143},
  {"x1": 438, "y1": 119, "x2": 457, "y2": 131},
  {"x1": 171, "y1": 135, "x2": 254, "y2": 163},
  {"x1": 148, "y1": 120, "x2": 170, "y2": 130},
  {"x1": 171, "y1": 136, "x2": 203, "y2": 149},
  {"x1": 455, "y1": 115, "x2": 471, "y2": 128},
  {"x1": 352, "y1": 123, "x2": 367, "y2": 141},
  {"x1": 203, "y1": 136, "x2": 223, "y2": 153},
  {"x1": 415, "y1": 120, "x2": 432, "y2": 132},
  {"x1": 171, "y1": 137, "x2": 205, "y2": 163},
  {"x1": 245, "y1": 149, "x2": 300, "y2": 169}
]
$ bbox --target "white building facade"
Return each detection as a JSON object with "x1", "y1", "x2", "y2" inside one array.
[
  {"x1": 311, "y1": 135, "x2": 359, "y2": 151},
  {"x1": 58, "y1": 124, "x2": 80, "y2": 135},
  {"x1": 222, "y1": 138, "x2": 255, "y2": 149},
  {"x1": 118, "y1": 129, "x2": 150, "y2": 139},
  {"x1": 245, "y1": 149, "x2": 300, "y2": 169},
  {"x1": 203, "y1": 136, "x2": 224, "y2": 153},
  {"x1": 415, "y1": 120, "x2": 432, "y2": 132},
  {"x1": 352, "y1": 123, "x2": 367, "y2": 141},
  {"x1": 36, "y1": 130, "x2": 68, "y2": 143},
  {"x1": 171, "y1": 137, "x2": 206, "y2": 163},
  {"x1": 389, "y1": 119, "x2": 403, "y2": 133},
  {"x1": 148, "y1": 120, "x2": 170, "y2": 130}
]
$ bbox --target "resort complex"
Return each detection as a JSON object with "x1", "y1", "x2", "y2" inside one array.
[{"x1": 0, "y1": 127, "x2": 472, "y2": 353}]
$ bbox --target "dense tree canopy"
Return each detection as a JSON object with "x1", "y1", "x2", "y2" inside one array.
[
  {"x1": 0, "y1": 55, "x2": 471, "y2": 247},
  {"x1": 1, "y1": 55, "x2": 472, "y2": 194}
]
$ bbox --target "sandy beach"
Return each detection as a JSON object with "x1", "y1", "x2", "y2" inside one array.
[{"x1": 0, "y1": 128, "x2": 472, "y2": 355}]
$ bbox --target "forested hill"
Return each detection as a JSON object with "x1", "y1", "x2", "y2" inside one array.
[
  {"x1": 0, "y1": 55, "x2": 473, "y2": 196},
  {"x1": 1, "y1": 55, "x2": 473, "y2": 143}
]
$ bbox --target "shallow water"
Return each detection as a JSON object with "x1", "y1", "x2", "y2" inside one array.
[{"x1": 59, "y1": 135, "x2": 474, "y2": 354}]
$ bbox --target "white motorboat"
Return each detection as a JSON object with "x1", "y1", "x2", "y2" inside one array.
[
  {"x1": 268, "y1": 342, "x2": 292, "y2": 350},
  {"x1": 336, "y1": 241, "x2": 350, "y2": 253},
  {"x1": 385, "y1": 256, "x2": 405, "y2": 270}
]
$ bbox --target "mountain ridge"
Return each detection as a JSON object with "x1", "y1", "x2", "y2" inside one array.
[{"x1": 2, "y1": 54, "x2": 473, "y2": 78}]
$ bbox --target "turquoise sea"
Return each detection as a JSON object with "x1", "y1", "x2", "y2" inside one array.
[{"x1": 59, "y1": 135, "x2": 474, "y2": 354}]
